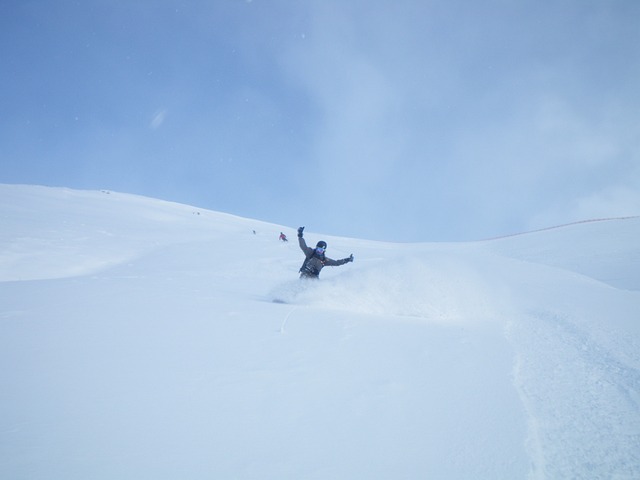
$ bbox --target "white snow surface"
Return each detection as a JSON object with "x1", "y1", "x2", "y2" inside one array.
[{"x1": 1, "y1": 184, "x2": 639, "y2": 479}]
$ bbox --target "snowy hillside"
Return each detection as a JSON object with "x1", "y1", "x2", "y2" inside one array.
[{"x1": 1, "y1": 184, "x2": 639, "y2": 479}]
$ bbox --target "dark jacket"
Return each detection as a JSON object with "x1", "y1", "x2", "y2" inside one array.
[{"x1": 298, "y1": 237, "x2": 349, "y2": 278}]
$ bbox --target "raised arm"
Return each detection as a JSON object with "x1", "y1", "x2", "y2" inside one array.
[
  {"x1": 298, "y1": 235, "x2": 312, "y2": 255},
  {"x1": 297, "y1": 226, "x2": 313, "y2": 256}
]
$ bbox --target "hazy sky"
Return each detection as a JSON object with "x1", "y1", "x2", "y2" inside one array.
[{"x1": 2, "y1": 0, "x2": 639, "y2": 242}]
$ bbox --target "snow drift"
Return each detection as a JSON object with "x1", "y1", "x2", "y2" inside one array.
[{"x1": 1, "y1": 184, "x2": 638, "y2": 479}]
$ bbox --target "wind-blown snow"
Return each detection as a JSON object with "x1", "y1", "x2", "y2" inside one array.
[{"x1": 1, "y1": 184, "x2": 639, "y2": 479}]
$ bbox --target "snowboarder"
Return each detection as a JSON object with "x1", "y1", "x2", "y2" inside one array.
[
  {"x1": 279, "y1": 232, "x2": 288, "y2": 242},
  {"x1": 297, "y1": 226, "x2": 353, "y2": 279}
]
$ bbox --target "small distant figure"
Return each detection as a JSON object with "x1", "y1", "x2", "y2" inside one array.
[
  {"x1": 253, "y1": 230, "x2": 256, "y2": 235},
  {"x1": 297, "y1": 226, "x2": 353, "y2": 279},
  {"x1": 279, "y1": 232, "x2": 288, "y2": 242}
]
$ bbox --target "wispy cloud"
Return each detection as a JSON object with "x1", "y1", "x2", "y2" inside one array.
[
  {"x1": 150, "y1": 109, "x2": 167, "y2": 130},
  {"x1": 2, "y1": 0, "x2": 639, "y2": 241}
]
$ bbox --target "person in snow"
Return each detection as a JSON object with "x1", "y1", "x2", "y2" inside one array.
[
  {"x1": 297, "y1": 226, "x2": 353, "y2": 279},
  {"x1": 279, "y1": 232, "x2": 288, "y2": 242}
]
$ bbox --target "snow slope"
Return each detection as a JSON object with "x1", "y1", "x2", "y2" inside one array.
[{"x1": 1, "y1": 184, "x2": 638, "y2": 479}]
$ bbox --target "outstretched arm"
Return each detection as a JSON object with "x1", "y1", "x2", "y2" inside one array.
[{"x1": 325, "y1": 254, "x2": 354, "y2": 266}]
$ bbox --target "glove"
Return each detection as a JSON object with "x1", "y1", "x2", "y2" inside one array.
[
  {"x1": 346, "y1": 254, "x2": 354, "y2": 263},
  {"x1": 297, "y1": 226, "x2": 305, "y2": 238}
]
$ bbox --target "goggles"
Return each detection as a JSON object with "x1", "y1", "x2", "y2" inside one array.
[{"x1": 315, "y1": 246, "x2": 326, "y2": 254}]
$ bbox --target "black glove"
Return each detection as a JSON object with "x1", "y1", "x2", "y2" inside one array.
[
  {"x1": 346, "y1": 254, "x2": 354, "y2": 263},
  {"x1": 297, "y1": 226, "x2": 305, "y2": 238}
]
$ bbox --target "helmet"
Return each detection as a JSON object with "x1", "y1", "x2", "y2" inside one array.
[{"x1": 316, "y1": 240, "x2": 327, "y2": 249}]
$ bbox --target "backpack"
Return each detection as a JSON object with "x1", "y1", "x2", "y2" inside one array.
[{"x1": 299, "y1": 249, "x2": 326, "y2": 276}]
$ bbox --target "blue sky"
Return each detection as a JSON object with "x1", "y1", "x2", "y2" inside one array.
[{"x1": 2, "y1": 0, "x2": 639, "y2": 242}]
